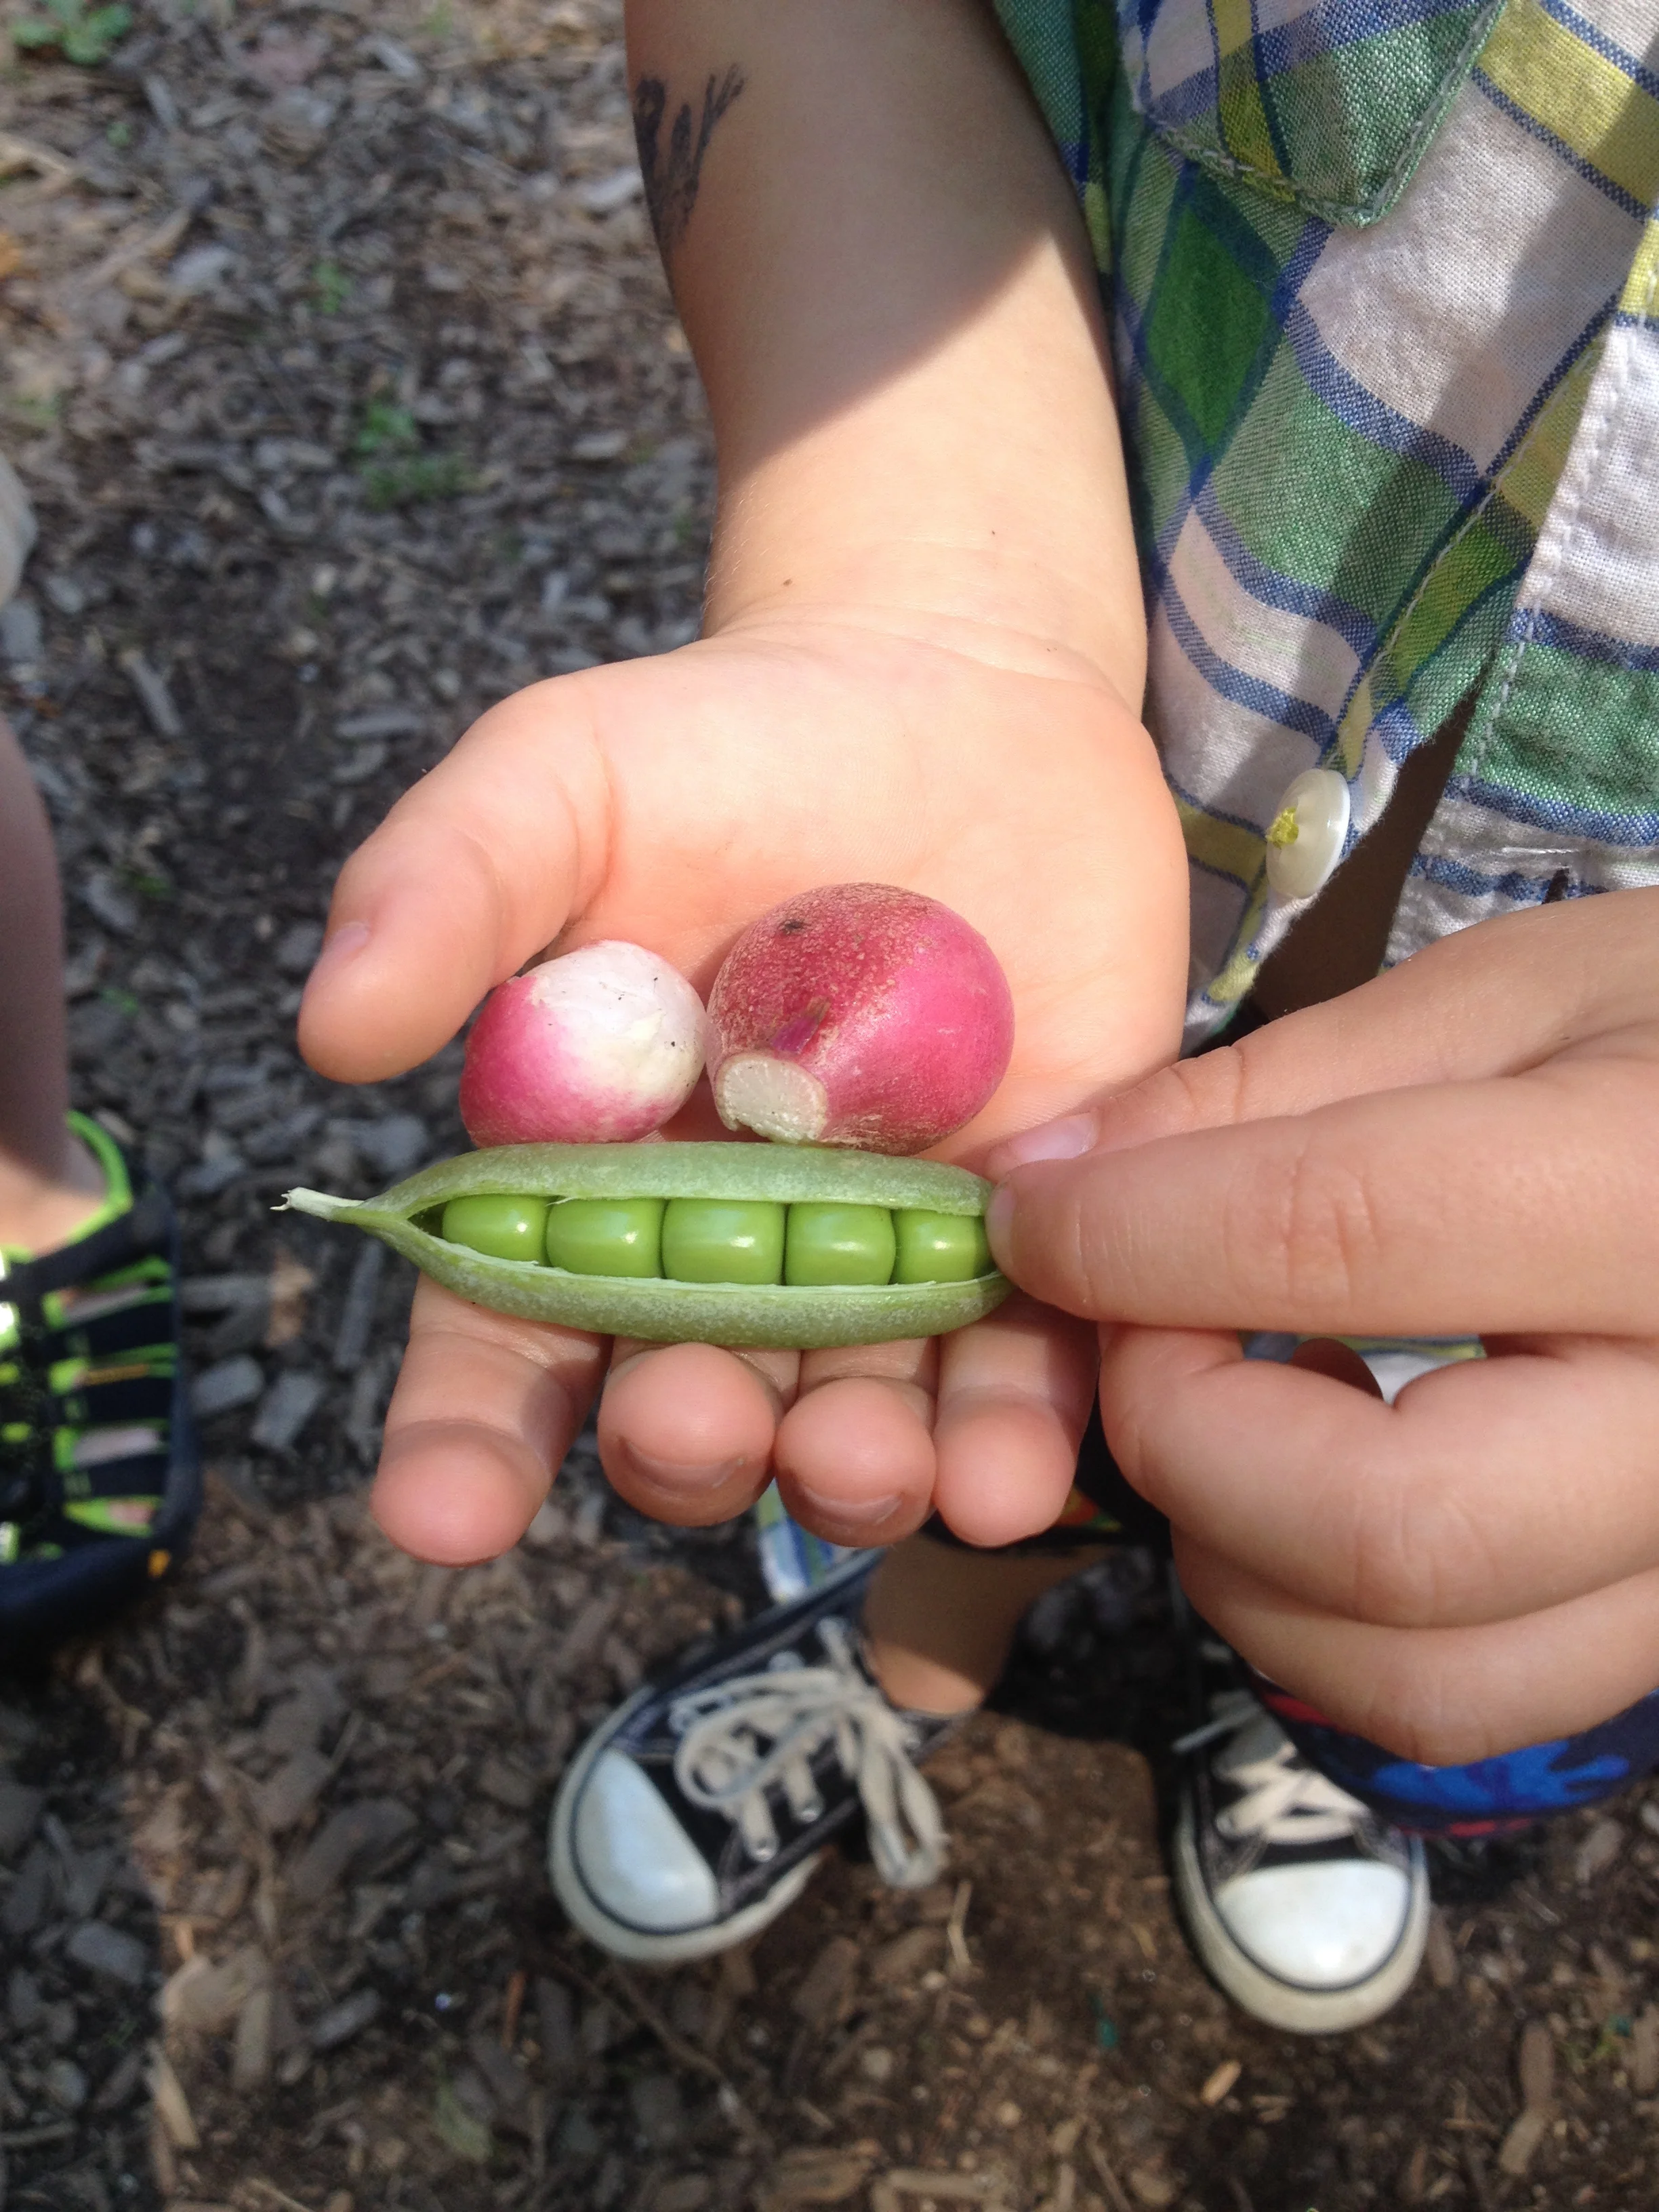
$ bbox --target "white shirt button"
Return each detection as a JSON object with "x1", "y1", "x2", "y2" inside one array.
[{"x1": 1265, "y1": 767, "x2": 1351, "y2": 901}]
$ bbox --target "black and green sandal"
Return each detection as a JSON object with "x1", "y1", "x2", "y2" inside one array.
[{"x1": 0, "y1": 1113, "x2": 201, "y2": 1666}]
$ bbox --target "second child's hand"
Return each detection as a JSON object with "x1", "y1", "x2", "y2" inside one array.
[{"x1": 985, "y1": 893, "x2": 1659, "y2": 1765}]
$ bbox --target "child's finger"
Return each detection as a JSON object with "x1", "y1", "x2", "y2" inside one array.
[
  {"x1": 987, "y1": 889, "x2": 1659, "y2": 1176},
  {"x1": 1174, "y1": 1533, "x2": 1659, "y2": 1768},
  {"x1": 929, "y1": 1294, "x2": 1098, "y2": 1547},
  {"x1": 298, "y1": 673, "x2": 613, "y2": 1084},
  {"x1": 373, "y1": 1276, "x2": 607, "y2": 1563},
  {"x1": 596, "y1": 1339, "x2": 792, "y2": 1527},
  {"x1": 991, "y1": 1059, "x2": 1659, "y2": 1339},
  {"x1": 1099, "y1": 1324, "x2": 1659, "y2": 1631},
  {"x1": 773, "y1": 1339, "x2": 942, "y2": 1547}
]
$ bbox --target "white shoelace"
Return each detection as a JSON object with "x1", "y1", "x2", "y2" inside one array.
[
  {"x1": 1176, "y1": 1688, "x2": 1369, "y2": 1847},
  {"x1": 669, "y1": 1617, "x2": 945, "y2": 1890}
]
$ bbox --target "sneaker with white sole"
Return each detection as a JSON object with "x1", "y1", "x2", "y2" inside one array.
[
  {"x1": 549, "y1": 1555, "x2": 953, "y2": 1963},
  {"x1": 1172, "y1": 1665, "x2": 1429, "y2": 2034}
]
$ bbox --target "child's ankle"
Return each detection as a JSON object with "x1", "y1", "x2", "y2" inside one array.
[
  {"x1": 0, "y1": 1130, "x2": 108, "y2": 1256},
  {"x1": 866, "y1": 1631, "x2": 991, "y2": 1719}
]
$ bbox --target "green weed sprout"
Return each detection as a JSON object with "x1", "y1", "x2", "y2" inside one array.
[{"x1": 13, "y1": 0, "x2": 132, "y2": 66}]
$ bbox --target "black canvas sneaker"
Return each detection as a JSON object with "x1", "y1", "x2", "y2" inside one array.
[
  {"x1": 1172, "y1": 1630, "x2": 1429, "y2": 2034},
  {"x1": 550, "y1": 1555, "x2": 954, "y2": 1963}
]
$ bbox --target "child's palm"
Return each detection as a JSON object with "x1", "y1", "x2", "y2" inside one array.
[{"x1": 300, "y1": 617, "x2": 1189, "y2": 1563}]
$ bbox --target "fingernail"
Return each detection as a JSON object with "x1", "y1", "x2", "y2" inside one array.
[
  {"x1": 985, "y1": 1183, "x2": 1015, "y2": 1259},
  {"x1": 305, "y1": 919, "x2": 371, "y2": 992},
  {"x1": 988, "y1": 1111, "x2": 1098, "y2": 1170},
  {"x1": 792, "y1": 1485, "x2": 903, "y2": 1528},
  {"x1": 619, "y1": 1442, "x2": 751, "y2": 1495}
]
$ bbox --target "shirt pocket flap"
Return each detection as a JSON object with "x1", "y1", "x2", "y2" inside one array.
[{"x1": 1119, "y1": 0, "x2": 1506, "y2": 224}]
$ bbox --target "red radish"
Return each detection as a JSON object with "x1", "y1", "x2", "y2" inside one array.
[
  {"x1": 707, "y1": 884, "x2": 1014, "y2": 1154},
  {"x1": 460, "y1": 941, "x2": 706, "y2": 1148}
]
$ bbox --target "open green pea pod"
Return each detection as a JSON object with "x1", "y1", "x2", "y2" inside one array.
[{"x1": 281, "y1": 1142, "x2": 1008, "y2": 1349}]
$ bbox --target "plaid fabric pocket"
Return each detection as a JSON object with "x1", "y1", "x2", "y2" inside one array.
[{"x1": 1118, "y1": 0, "x2": 1506, "y2": 223}]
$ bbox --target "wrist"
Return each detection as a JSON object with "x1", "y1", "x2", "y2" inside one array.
[
  {"x1": 704, "y1": 355, "x2": 1150, "y2": 707},
  {"x1": 706, "y1": 530, "x2": 1146, "y2": 717}
]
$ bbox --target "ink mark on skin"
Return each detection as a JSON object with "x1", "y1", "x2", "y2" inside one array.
[{"x1": 632, "y1": 64, "x2": 745, "y2": 258}]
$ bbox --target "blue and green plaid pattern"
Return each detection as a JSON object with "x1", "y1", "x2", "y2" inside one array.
[{"x1": 998, "y1": 0, "x2": 1659, "y2": 1041}]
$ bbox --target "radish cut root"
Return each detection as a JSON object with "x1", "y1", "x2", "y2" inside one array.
[{"x1": 713, "y1": 1053, "x2": 831, "y2": 1145}]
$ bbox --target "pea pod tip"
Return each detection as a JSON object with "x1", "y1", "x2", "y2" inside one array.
[{"x1": 280, "y1": 1187, "x2": 356, "y2": 1223}]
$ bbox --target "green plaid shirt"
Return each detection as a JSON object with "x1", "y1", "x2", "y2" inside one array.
[{"x1": 997, "y1": 0, "x2": 1659, "y2": 1043}]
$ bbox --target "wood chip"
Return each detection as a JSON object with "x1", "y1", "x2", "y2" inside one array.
[
  {"x1": 233, "y1": 1984, "x2": 274, "y2": 2091},
  {"x1": 1496, "y1": 2107, "x2": 1550, "y2": 2178},
  {"x1": 946, "y1": 1879, "x2": 974, "y2": 1975},
  {"x1": 249, "y1": 1748, "x2": 331, "y2": 1834},
  {"x1": 476, "y1": 1754, "x2": 537, "y2": 1810},
  {"x1": 332, "y1": 1238, "x2": 386, "y2": 1373},
  {"x1": 287, "y1": 1799, "x2": 415, "y2": 1904},
  {"x1": 1086, "y1": 2138, "x2": 1136, "y2": 2212},
  {"x1": 1127, "y1": 2169, "x2": 1178, "y2": 2210},
  {"x1": 1425, "y1": 1908, "x2": 1458, "y2": 1990},
  {"x1": 308, "y1": 1986, "x2": 381, "y2": 2051},
  {"x1": 882, "y1": 2174, "x2": 1005, "y2": 2201},
  {"x1": 791, "y1": 1936, "x2": 859, "y2": 2028},
  {"x1": 1399, "y1": 2143, "x2": 1430, "y2": 2206},
  {"x1": 245, "y1": 2181, "x2": 319, "y2": 2212},
  {"x1": 1631, "y1": 2003, "x2": 1659, "y2": 2096},
  {"x1": 754, "y1": 2147, "x2": 876, "y2": 2210},
  {"x1": 868, "y1": 1926, "x2": 940, "y2": 1988},
  {"x1": 1573, "y1": 1815, "x2": 1624, "y2": 1883},
  {"x1": 1036, "y1": 2163, "x2": 1077, "y2": 2212},
  {"x1": 0, "y1": 130, "x2": 78, "y2": 180},
  {"x1": 161, "y1": 1943, "x2": 269, "y2": 2032},
  {"x1": 264, "y1": 1248, "x2": 316, "y2": 1347},
  {"x1": 1200, "y1": 2058, "x2": 1242, "y2": 2106},
  {"x1": 146, "y1": 2048, "x2": 200, "y2": 2150},
  {"x1": 720, "y1": 1942, "x2": 758, "y2": 2000},
  {"x1": 1517, "y1": 2020, "x2": 1554, "y2": 2113},
  {"x1": 117, "y1": 648, "x2": 184, "y2": 740}
]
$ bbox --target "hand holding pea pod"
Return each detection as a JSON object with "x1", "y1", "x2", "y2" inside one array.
[{"x1": 295, "y1": 621, "x2": 1187, "y2": 1565}]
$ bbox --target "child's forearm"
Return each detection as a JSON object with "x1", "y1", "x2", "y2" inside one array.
[{"x1": 625, "y1": 0, "x2": 1145, "y2": 702}]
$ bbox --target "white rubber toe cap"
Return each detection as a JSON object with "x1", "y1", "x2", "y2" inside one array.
[
  {"x1": 570, "y1": 1751, "x2": 720, "y2": 1934},
  {"x1": 1214, "y1": 1861, "x2": 1411, "y2": 1989}
]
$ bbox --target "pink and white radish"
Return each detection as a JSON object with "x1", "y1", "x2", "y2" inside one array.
[
  {"x1": 459, "y1": 940, "x2": 706, "y2": 1148},
  {"x1": 706, "y1": 883, "x2": 1014, "y2": 1154}
]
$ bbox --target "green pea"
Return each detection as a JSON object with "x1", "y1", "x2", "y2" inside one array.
[
  {"x1": 785, "y1": 1203, "x2": 897, "y2": 1287},
  {"x1": 441, "y1": 1193, "x2": 550, "y2": 1264},
  {"x1": 893, "y1": 1208, "x2": 991, "y2": 1284},
  {"x1": 546, "y1": 1195, "x2": 664, "y2": 1279},
  {"x1": 661, "y1": 1197, "x2": 785, "y2": 1286}
]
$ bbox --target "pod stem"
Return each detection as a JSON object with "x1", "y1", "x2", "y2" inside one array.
[{"x1": 279, "y1": 1187, "x2": 361, "y2": 1224}]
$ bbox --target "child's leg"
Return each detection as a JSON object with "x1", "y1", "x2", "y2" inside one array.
[
  {"x1": 863, "y1": 1533, "x2": 1111, "y2": 1714},
  {"x1": 0, "y1": 715, "x2": 104, "y2": 1255}
]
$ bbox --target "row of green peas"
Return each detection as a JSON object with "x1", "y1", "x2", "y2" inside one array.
[{"x1": 437, "y1": 1193, "x2": 992, "y2": 1289}]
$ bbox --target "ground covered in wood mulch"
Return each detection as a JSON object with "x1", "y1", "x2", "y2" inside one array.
[{"x1": 5, "y1": 4, "x2": 1659, "y2": 2209}]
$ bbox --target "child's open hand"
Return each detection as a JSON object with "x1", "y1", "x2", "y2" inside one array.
[
  {"x1": 987, "y1": 890, "x2": 1659, "y2": 1764},
  {"x1": 299, "y1": 609, "x2": 1187, "y2": 1568}
]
